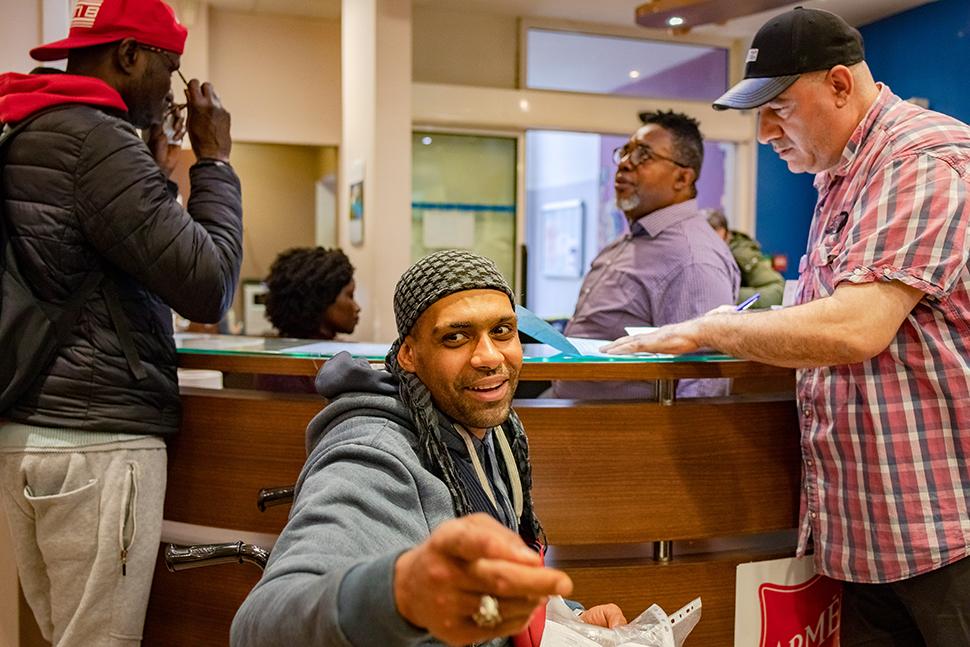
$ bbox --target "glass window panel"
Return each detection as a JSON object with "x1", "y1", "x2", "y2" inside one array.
[
  {"x1": 525, "y1": 129, "x2": 734, "y2": 319},
  {"x1": 526, "y1": 28, "x2": 727, "y2": 101},
  {"x1": 411, "y1": 132, "x2": 517, "y2": 284}
]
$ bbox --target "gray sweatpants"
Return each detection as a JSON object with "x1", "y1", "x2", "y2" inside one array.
[{"x1": 0, "y1": 441, "x2": 166, "y2": 646}]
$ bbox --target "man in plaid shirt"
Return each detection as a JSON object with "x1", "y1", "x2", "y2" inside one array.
[{"x1": 605, "y1": 7, "x2": 970, "y2": 645}]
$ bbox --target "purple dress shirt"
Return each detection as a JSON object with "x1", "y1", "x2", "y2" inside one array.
[{"x1": 555, "y1": 199, "x2": 739, "y2": 400}]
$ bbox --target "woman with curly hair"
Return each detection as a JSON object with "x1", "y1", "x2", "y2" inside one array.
[
  {"x1": 264, "y1": 247, "x2": 360, "y2": 339},
  {"x1": 256, "y1": 247, "x2": 360, "y2": 393}
]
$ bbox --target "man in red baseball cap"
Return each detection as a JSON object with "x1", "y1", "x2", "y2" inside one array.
[
  {"x1": 30, "y1": 0, "x2": 189, "y2": 62},
  {"x1": 0, "y1": 1, "x2": 243, "y2": 645}
]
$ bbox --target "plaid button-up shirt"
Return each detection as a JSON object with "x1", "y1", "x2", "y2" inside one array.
[{"x1": 794, "y1": 85, "x2": 970, "y2": 583}]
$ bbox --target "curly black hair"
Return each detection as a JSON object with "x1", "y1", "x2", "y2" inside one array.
[
  {"x1": 264, "y1": 247, "x2": 354, "y2": 339},
  {"x1": 638, "y1": 109, "x2": 704, "y2": 197}
]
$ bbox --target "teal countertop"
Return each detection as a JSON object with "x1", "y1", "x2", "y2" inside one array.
[{"x1": 175, "y1": 333, "x2": 737, "y2": 364}]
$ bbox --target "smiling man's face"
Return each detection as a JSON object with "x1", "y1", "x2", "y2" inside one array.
[{"x1": 397, "y1": 289, "x2": 521, "y2": 438}]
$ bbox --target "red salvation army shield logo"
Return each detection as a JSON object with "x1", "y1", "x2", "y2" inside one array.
[{"x1": 759, "y1": 574, "x2": 843, "y2": 647}]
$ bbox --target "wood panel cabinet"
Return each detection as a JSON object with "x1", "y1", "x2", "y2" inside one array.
[{"x1": 143, "y1": 346, "x2": 800, "y2": 645}]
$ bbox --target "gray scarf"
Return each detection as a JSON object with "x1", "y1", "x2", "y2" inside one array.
[{"x1": 385, "y1": 250, "x2": 543, "y2": 546}]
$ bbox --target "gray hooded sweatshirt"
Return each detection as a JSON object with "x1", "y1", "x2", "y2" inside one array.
[{"x1": 230, "y1": 353, "x2": 509, "y2": 647}]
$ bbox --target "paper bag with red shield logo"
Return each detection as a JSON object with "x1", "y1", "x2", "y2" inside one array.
[{"x1": 735, "y1": 556, "x2": 843, "y2": 647}]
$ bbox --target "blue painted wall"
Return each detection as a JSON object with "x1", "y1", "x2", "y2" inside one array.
[
  {"x1": 753, "y1": 0, "x2": 970, "y2": 278},
  {"x1": 754, "y1": 142, "x2": 816, "y2": 278},
  {"x1": 859, "y1": 0, "x2": 970, "y2": 123}
]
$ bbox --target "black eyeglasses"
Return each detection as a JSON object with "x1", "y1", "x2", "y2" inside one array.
[
  {"x1": 137, "y1": 43, "x2": 188, "y2": 88},
  {"x1": 612, "y1": 143, "x2": 689, "y2": 169}
]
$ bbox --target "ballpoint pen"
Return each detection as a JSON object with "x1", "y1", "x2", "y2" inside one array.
[{"x1": 736, "y1": 292, "x2": 761, "y2": 311}]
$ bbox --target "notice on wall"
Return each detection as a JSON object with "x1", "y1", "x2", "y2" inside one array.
[
  {"x1": 540, "y1": 199, "x2": 584, "y2": 278},
  {"x1": 423, "y1": 210, "x2": 475, "y2": 249},
  {"x1": 348, "y1": 160, "x2": 364, "y2": 246}
]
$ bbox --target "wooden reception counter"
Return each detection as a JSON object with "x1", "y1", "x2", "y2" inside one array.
[{"x1": 142, "y1": 335, "x2": 801, "y2": 646}]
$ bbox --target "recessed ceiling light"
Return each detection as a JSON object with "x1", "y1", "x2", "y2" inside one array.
[
  {"x1": 667, "y1": 16, "x2": 685, "y2": 27},
  {"x1": 519, "y1": 99, "x2": 530, "y2": 112},
  {"x1": 421, "y1": 136, "x2": 432, "y2": 145},
  {"x1": 628, "y1": 70, "x2": 641, "y2": 79}
]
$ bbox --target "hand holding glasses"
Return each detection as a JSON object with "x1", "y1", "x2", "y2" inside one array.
[
  {"x1": 162, "y1": 96, "x2": 187, "y2": 146},
  {"x1": 137, "y1": 43, "x2": 190, "y2": 146},
  {"x1": 144, "y1": 95, "x2": 186, "y2": 178},
  {"x1": 180, "y1": 78, "x2": 232, "y2": 163},
  {"x1": 139, "y1": 43, "x2": 232, "y2": 163},
  {"x1": 166, "y1": 58, "x2": 189, "y2": 146}
]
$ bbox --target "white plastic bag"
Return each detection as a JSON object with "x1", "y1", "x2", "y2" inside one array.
[{"x1": 540, "y1": 596, "x2": 702, "y2": 647}]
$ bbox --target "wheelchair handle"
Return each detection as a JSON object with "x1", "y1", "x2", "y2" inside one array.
[
  {"x1": 257, "y1": 485, "x2": 295, "y2": 511},
  {"x1": 164, "y1": 541, "x2": 269, "y2": 572}
]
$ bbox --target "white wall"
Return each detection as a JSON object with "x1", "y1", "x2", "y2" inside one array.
[
  {"x1": 340, "y1": 0, "x2": 412, "y2": 342},
  {"x1": 0, "y1": 1, "x2": 42, "y2": 73},
  {"x1": 172, "y1": 0, "x2": 210, "y2": 88},
  {"x1": 412, "y1": 6, "x2": 518, "y2": 89},
  {"x1": 208, "y1": 8, "x2": 341, "y2": 145},
  {"x1": 530, "y1": 131, "x2": 600, "y2": 188}
]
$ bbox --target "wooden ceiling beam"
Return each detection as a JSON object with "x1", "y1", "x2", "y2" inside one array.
[{"x1": 636, "y1": 0, "x2": 795, "y2": 32}]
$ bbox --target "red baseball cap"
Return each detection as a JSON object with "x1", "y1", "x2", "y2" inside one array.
[{"x1": 30, "y1": 0, "x2": 188, "y2": 62}]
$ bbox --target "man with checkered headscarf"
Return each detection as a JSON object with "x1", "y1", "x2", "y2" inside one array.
[{"x1": 233, "y1": 250, "x2": 625, "y2": 647}]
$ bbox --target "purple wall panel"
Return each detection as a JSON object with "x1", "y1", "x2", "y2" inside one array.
[
  {"x1": 611, "y1": 49, "x2": 728, "y2": 101},
  {"x1": 696, "y1": 141, "x2": 726, "y2": 211}
]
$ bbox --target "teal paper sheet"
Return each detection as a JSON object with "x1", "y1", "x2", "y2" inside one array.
[{"x1": 515, "y1": 305, "x2": 579, "y2": 355}]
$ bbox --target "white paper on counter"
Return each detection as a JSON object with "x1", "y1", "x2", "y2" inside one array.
[
  {"x1": 623, "y1": 326, "x2": 658, "y2": 336},
  {"x1": 567, "y1": 336, "x2": 671, "y2": 359},
  {"x1": 278, "y1": 340, "x2": 391, "y2": 357}
]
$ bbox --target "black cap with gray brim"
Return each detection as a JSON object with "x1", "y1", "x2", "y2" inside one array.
[{"x1": 713, "y1": 7, "x2": 864, "y2": 111}]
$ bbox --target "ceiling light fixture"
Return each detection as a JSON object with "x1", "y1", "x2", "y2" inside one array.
[{"x1": 628, "y1": 70, "x2": 641, "y2": 79}]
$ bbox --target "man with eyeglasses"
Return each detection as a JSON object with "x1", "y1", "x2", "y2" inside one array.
[
  {"x1": 0, "y1": 0, "x2": 242, "y2": 644},
  {"x1": 554, "y1": 110, "x2": 738, "y2": 400}
]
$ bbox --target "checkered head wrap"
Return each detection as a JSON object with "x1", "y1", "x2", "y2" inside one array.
[{"x1": 385, "y1": 250, "x2": 543, "y2": 545}]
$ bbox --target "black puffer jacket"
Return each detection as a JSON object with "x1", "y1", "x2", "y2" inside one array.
[{"x1": 1, "y1": 77, "x2": 242, "y2": 437}]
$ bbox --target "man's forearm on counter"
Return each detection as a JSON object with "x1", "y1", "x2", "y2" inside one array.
[{"x1": 694, "y1": 281, "x2": 922, "y2": 368}]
